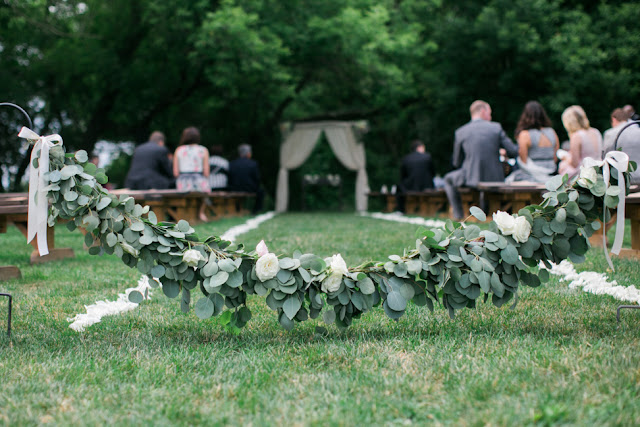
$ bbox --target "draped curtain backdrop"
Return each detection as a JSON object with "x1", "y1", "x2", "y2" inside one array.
[{"x1": 276, "y1": 121, "x2": 369, "y2": 212}]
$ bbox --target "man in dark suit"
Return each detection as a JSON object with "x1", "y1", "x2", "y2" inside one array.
[
  {"x1": 228, "y1": 144, "x2": 264, "y2": 213},
  {"x1": 444, "y1": 100, "x2": 518, "y2": 220},
  {"x1": 124, "y1": 131, "x2": 174, "y2": 190},
  {"x1": 397, "y1": 140, "x2": 435, "y2": 212}
]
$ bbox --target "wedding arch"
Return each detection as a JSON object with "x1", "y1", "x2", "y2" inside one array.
[
  {"x1": 275, "y1": 121, "x2": 369, "y2": 212},
  {"x1": 18, "y1": 127, "x2": 634, "y2": 331}
]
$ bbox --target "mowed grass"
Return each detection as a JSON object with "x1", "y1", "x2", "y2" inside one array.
[{"x1": 0, "y1": 212, "x2": 639, "y2": 426}]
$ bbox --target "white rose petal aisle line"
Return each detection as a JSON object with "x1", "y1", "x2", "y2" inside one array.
[
  {"x1": 20, "y1": 127, "x2": 636, "y2": 332},
  {"x1": 545, "y1": 260, "x2": 640, "y2": 304},
  {"x1": 360, "y1": 211, "x2": 446, "y2": 229},
  {"x1": 67, "y1": 213, "x2": 277, "y2": 332}
]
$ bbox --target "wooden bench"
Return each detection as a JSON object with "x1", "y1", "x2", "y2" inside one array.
[
  {"x1": 368, "y1": 190, "x2": 449, "y2": 217},
  {"x1": 0, "y1": 194, "x2": 75, "y2": 281},
  {"x1": 476, "y1": 182, "x2": 546, "y2": 216},
  {"x1": 112, "y1": 189, "x2": 255, "y2": 224}
]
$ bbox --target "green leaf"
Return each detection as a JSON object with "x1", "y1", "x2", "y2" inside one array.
[
  {"x1": 74, "y1": 150, "x2": 89, "y2": 163},
  {"x1": 177, "y1": 219, "x2": 190, "y2": 232},
  {"x1": 130, "y1": 221, "x2": 145, "y2": 232},
  {"x1": 163, "y1": 281, "x2": 180, "y2": 298},
  {"x1": 538, "y1": 269, "x2": 550, "y2": 283},
  {"x1": 106, "y1": 233, "x2": 117, "y2": 247},
  {"x1": 210, "y1": 271, "x2": 229, "y2": 287},
  {"x1": 469, "y1": 206, "x2": 486, "y2": 221},
  {"x1": 386, "y1": 291, "x2": 407, "y2": 311},
  {"x1": 283, "y1": 295, "x2": 302, "y2": 320},
  {"x1": 606, "y1": 185, "x2": 621, "y2": 197},
  {"x1": 545, "y1": 175, "x2": 564, "y2": 191},
  {"x1": 218, "y1": 258, "x2": 236, "y2": 272},
  {"x1": 219, "y1": 310, "x2": 232, "y2": 325},
  {"x1": 239, "y1": 306, "x2": 252, "y2": 323},
  {"x1": 357, "y1": 277, "x2": 375, "y2": 295},
  {"x1": 279, "y1": 257, "x2": 296, "y2": 269},
  {"x1": 500, "y1": 245, "x2": 518, "y2": 265},
  {"x1": 226, "y1": 270, "x2": 243, "y2": 288},
  {"x1": 393, "y1": 262, "x2": 408, "y2": 277},
  {"x1": 128, "y1": 290, "x2": 144, "y2": 304},
  {"x1": 297, "y1": 267, "x2": 311, "y2": 283},
  {"x1": 151, "y1": 264, "x2": 166, "y2": 278},
  {"x1": 279, "y1": 313, "x2": 295, "y2": 331},
  {"x1": 195, "y1": 297, "x2": 214, "y2": 319},
  {"x1": 323, "y1": 309, "x2": 336, "y2": 324}
]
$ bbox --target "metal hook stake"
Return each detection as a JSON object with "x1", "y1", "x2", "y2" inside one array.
[
  {"x1": 0, "y1": 102, "x2": 34, "y2": 130},
  {"x1": 617, "y1": 305, "x2": 639, "y2": 322},
  {"x1": 0, "y1": 293, "x2": 11, "y2": 338}
]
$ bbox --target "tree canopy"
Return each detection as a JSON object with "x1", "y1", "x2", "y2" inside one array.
[{"x1": 1, "y1": 0, "x2": 638, "y2": 196}]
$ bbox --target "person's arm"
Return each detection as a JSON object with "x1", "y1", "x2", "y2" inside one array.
[
  {"x1": 202, "y1": 148, "x2": 210, "y2": 177},
  {"x1": 159, "y1": 148, "x2": 174, "y2": 178},
  {"x1": 173, "y1": 149, "x2": 180, "y2": 177},
  {"x1": 552, "y1": 129, "x2": 560, "y2": 162},
  {"x1": 568, "y1": 133, "x2": 582, "y2": 168},
  {"x1": 500, "y1": 127, "x2": 519, "y2": 158},
  {"x1": 452, "y1": 133, "x2": 463, "y2": 169},
  {"x1": 517, "y1": 131, "x2": 530, "y2": 163}
]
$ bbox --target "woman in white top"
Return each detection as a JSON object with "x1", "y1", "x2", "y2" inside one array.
[
  {"x1": 558, "y1": 105, "x2": 602, "y2": 178},
  {"x1": 173, "y1": 127, "x2": 210, "y2": 221}
]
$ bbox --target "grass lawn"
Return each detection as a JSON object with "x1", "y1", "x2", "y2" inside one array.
[{"x1": 1, "y1": 212, "x2": 639, "y2": 425}]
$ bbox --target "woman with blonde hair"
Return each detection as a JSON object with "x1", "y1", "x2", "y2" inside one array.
[{"x1": 558, "y1": 105, "x2": 602, "y2": 178}]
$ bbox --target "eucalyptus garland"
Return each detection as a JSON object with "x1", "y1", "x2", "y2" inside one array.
[{"x1": 28, "y1": 133, "x2": 635, "y2": 331}]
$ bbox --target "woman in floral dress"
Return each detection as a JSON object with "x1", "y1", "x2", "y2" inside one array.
[{"x1": 173, "y1": 127, "x2": 210, "y2": 221}]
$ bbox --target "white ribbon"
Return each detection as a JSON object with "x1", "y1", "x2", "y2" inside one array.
[
  {"x1": 582, "y1": 151, "x2": 630, "y2": 270},
  {"x1": 18, "y1": 127, "x2": 63, "y2": 256}
]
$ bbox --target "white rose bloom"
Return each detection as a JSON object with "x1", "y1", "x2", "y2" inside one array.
[
  {"x1": 493, "y1": 211, "x2": 515, "y2": 236},
  {"x1": 256, "y1": 240, "x2": 269, "y2": 257},
  {"x1": 183, "y1": 249, "x2": 205, "y2": 267},
  {"x1": 328, "y1": 254, "x2": 349, "y2": 276},
  {"x1": 321, "y1": 254, "x2": 348, "y2": 293},
  {"x1": 512, "y1": 216, "x2": 532, "y2": 243},
  {"x1": 577, "y1": 166, "x2": 597, "y2": 187},
  {"x1": 322, "y1": 273, "x2": 343, "y2": 293},
  {"x1": 256, "y1": 253, "x2": 280, "y2": 282},
  {"x1": 120, "y1": 242, "x2": 139, "y2": 257}
]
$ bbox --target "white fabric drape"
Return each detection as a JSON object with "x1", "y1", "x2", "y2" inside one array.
[
  {"x1": 275, "y1": 121, "x2": 369, "y2": 212},
  {"x1": 324, "y1": 125, "x2": 368, "y2": 212}
]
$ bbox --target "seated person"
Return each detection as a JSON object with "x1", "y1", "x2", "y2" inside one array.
[
  {"x1": 506, "y1": 101, "x2": 559, "y2": 183},
  {"x1": 228, "y1": 144, "x2": 264, "y2": 214},
  {"x1": 209, "y1": 145, "x2": 229, "y2": 191},
  {"x1": 558, "y1": 105, "x2": 602, "y2": 178},
  {"x1": 124, "y1": 131, "x2": 174, "y2": 190},
  {"x1": 605, "y1": 108, "x2": 640, "y2": 185},
  {"x1": 397, "y1": 139, "x2": 435, "y2": 212},
  {"x1": 444, "y1": 100, "x2": 518, "y2": 220}
]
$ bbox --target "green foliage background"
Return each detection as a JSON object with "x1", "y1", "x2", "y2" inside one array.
[{"x1": 1, "y1": 0, "x2": 639, "y2": 198}]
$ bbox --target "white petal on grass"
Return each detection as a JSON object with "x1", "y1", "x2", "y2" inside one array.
[
  {"x1": 360, "y1": 211, "x2": 446, "y2": 229},
  {"x1": 543, "y1": 260, "x2": 640, "y2": 304},
  {"x1": 220, "y1": 211, "x2": 276, "y2": 242},
  {"x1": 67, "y1": 275, "x2": 157, "y2": 332}
]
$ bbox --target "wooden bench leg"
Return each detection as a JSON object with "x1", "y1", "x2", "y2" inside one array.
[
  {"x1": 12, "y1": 222, "x2": 75, "y2": 264},
  {"x1": 0, "y1": 266, "x2": 21, "y2": 281},
  {"x1": 617, "y1": 217, "x2": 640, "y2": 259}
]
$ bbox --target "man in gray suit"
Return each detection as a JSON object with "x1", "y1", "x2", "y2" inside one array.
[
  {"x1": 125, "y1": 131, "x2": 175, "y2": 190},
  {"x1": 604, "y1": 113, "x2": 640, "y2": 185},
  {"x1": 444, "y1": 100, "x2": 518, "y2": 220}
]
